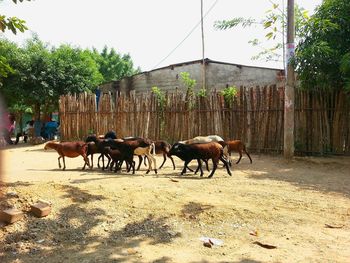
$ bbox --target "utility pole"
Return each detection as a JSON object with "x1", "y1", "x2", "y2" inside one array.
[
  {"x1": 200, "y1": 0, "x2": 206, "y2": 90},
  {"x1": 284, "y1": 0, "x2": 295, "y2": 158}
]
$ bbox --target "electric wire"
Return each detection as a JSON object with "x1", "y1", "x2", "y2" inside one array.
[{"x1": 152, "y1": 0, "x2": 219, "y2": 70}]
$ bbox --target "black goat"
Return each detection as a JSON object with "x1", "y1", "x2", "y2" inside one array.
[
  {"x1": 168, "y1": 142, "x2": 231, "y2": 178},
  {"x1": 85, "y1": 135, "x2": 123, "y2": 170},
  {"x1": 105, "y1": 145, "x2": 135, "y2": 174}
]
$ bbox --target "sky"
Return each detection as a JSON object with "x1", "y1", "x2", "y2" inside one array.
[{"x1": 0, "y1": 0, "x2": 323, "y2": 72}]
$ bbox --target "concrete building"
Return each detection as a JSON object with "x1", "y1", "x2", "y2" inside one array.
[{"x1": 99, "y1": 58, "x2": 285, "y2": 95}]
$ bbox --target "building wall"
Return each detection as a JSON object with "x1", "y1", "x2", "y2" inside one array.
[
  {"x1": 107, "y1": 60, "x2": 284, "y2": 94},
  {"x1": 206, "y1": 62, "x2": 284, "y2": 90}
]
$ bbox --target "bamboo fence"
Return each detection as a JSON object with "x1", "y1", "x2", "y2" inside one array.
[{"x1": 59, "y1": 86, "x2": 350, "y2": 155}]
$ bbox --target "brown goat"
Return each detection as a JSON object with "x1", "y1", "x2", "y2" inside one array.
[
  {"x1": 44, "y1": 141, "x2": 91, "y2": 170},
  {"x1": 169, "y1": 142, "x2": 231, "y2": 178},
  {"x1": 223, "y1": 140, "x2": 252, "y2": 164}
]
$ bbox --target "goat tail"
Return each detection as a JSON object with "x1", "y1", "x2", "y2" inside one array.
[{"x1": 151, "y1": 142, "x2": 156, "y2": 155}]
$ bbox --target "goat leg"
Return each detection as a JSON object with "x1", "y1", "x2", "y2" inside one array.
[
  {"x1": 58, "y1": 156, "x2": 62, "y2": 169},
  {"x1": 194, "y1": 159, "x2": 201, "y2": 174},
  {"x1": 204, "y1": 159, "x2": 209, "y2": 171},
  {"x1": 97, "y1": 154, "x2": 102, "y2": 168},
  {"x1": 62, "y1": 156, "x2": 66, "y2": 171},
  {"x1": 208, "y1": 159, "x2": 218, "y2": 178},
  {"x1": 181, "y1": 160, "x2": 191, "y2": 175},
  {"x1": 82, "y1": 155, "x2": 91, "y2": 170},
  {"x1": 128, "y1": 160, "x2": 135, "y2": 174},
  {"x1": 169, "y1": 156, "x2": 176, "y2": 170},
  {"x1": 245, "y1": 150, "x2": 253, "y2": 164},
  {"x1": 159, "y1": 154, "x2": 167, "y2": 169},
  {"x1": 196, "y1": 159, "x2": 204, "y2": 177},
  {"x1": 236, "y1": 151, "x2": 243, "y2": 164},
  {"x1": 105, "y1": 154, "x2": 111, "y2": 169},
  {"x1": 90, "y1": 154, "x2": 94, "y2": 168},
  {"x1": 186, "y1": 166, "x2": 194, "y2": 172},
  {"x1": 220, "y1": 156, "x2": 232, "y2": 176},
  {"x1": 136, "y1": 155, "x2": 143, "y2": 170},
  {"x1": 152, "y1": 156, "x2": 157, "y2": 174}
]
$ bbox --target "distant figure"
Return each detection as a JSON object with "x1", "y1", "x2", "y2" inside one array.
[
  {"x1": 104, "y1": 130, "x2": 117, "y2": 140},
  {"x1": 15, "y1": 120, "x2": 34, "y2": 144},
  {"x1": 45, "y1": 119, "x2": 59, "y2": 140},
  {"x1": 1, "y1": 113, "x2": 16, "y2": 145},
  {"x1": 0, "y1": 95, "x2": 5, "y2": 196}
]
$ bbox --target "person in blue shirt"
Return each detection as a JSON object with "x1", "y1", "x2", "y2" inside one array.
[{"x1": 45, "y1": 119, "x2": 58, "y2": 140}]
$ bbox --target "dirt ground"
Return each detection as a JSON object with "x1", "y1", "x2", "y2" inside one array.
[{"x1": 0, "y1": 142, "x2": 349, "y2": 263}]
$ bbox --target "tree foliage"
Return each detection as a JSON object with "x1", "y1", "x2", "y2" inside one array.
[
  {"x1": 0, "y1": 0, "x2": 30, "y2": 80},
  {"x1": 214, "y1": 3, "x2": 309, "y2": 63},
  {"x1": 294, "y1": 0, "x2": 350, "y2": 91},
  {"x1": 0, "y1": 36, "x2": 139, "y2": 118},
  {"x1": 50, "y1": 45, "x2": 103, "y2": 95},
  {"x1": 91, "y1": 46, "x2": 140, "y2": 83},
  {"x1": 0, "y1": 0, "x2": 29, "y2": 34}
]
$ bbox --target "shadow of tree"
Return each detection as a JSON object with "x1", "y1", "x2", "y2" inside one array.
[
  {"x1": 0, "y1": 183, "x2": 181, "y2": 262},
  {"x1": 0, "y1": 182, "x2": 34, "y2": 210},
  {"x1": 59, "y1": 185, "x2": 106, "y2": 203},
  {"x1": 1, "y1": 143, "x2": 44, "y2": 150},
  {"x1": 191, "y1": 260, "x2": 261, "y2": 263},
  {"x1": 181, "y1": 202, "x2": 214, "y2": 220},
  {"x1": 109, "y1": 214, "x2": 181, "y2": 245},
  {"x1": 153, "y1": 257, "x2": 173, "y2": 263},
  {"x1": 162, "y1": 173, "x2": 208, "y2": 180},
  {"x1": 2, "y1": 182, "x2": 33, "y2": 188},
  {"x1": 26, "y1": 148, "x2": 47, "y2": 152}
]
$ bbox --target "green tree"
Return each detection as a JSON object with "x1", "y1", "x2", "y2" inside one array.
[
  {"x1": 294, "y1": 0, "x2": 350, "y2": 91},
  {"x1": 1, "y1": 33, "x2": 140, "y2": 119},
  {"x1": 50, "y1": 44, "x2": 103, "y2": 95},
  {"x1": 0, "y1": 38, "x2": 29, "y2": 113},
  {"x1": 2, "y1": 38, "x2": 54, "y2": 118},
  {"x1": 0, "y1": 0, "x2": 29, "y2": 34},
  {"x1": 0, "y1": 42, "x2": 15, "y2": 78},
  {"x1": 91, "y1": 46, "x2": 140, "y2": 82},
  {"x1": 0, "y1": 0, "x2": 30, "y2": 79},
  {"x1": 0, "y1": 38, "x2": 104, "y2": 118}
]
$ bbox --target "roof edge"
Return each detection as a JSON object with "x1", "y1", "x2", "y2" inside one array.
[{"x1": 132, "y1": 58, "x2": 284, "y2": 77}]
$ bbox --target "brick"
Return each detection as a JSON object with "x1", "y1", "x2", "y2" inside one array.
[
  {"x1": 30, "y1": 202, "x2": 51, "y2": 218},
  {"x1": 0, "y1": 208, "x2": 24, "y2": 224}
]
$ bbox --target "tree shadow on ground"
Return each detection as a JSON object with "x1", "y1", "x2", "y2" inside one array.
[
  {"x1": 181, "y1": 201, "x2": 214, "y2": 220},
  {"x1": 163, "y1": 171, "x2": 229, "y2": 180},
  {"x1": 241, "y1": 156, "x2": 350, "y2": 198},
  {"x1": 2, "y1": 182, "x2": 33, "y2": 188},
  {"x1": 152, "y1": 257, "x2": 173, "y2": 263},
  {"x1": 26, "y1": 148, "x2": 47, "y2": 152},
  {"x1": 0, "y1": 183, "x2": 181, "y2": 263},
  {"x1": 191, "y1": 260, "x2": 261, "y2": 263},
  {"x1": 1, "y1": 143, "x2": 45, "y2": 150},
  {"x1": 109, "y1": 213, "x2": 181, "y2": 245},
  {"x1": 0, "y1": 182, "x2": 34, "y2": 210}
]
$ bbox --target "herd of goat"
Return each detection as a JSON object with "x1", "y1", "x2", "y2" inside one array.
[{"x1": 44, "y1": 131, "x2": 252, "y2": 178}]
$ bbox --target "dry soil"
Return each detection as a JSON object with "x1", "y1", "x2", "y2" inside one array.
[{"x1": 0, "y1": 143, "x2": 349, "y2": 263}]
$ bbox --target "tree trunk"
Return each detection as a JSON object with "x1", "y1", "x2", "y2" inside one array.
[{"x1": 34, "y1": 103, "x2": 41, "y2": 121}]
